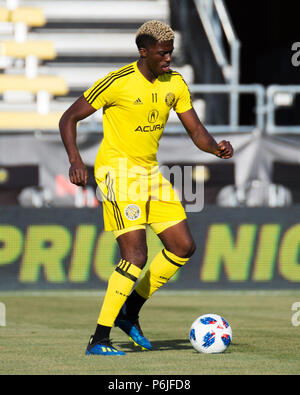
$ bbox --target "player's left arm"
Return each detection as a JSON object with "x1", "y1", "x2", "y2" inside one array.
[{"x1": 177, "y1": 107, "x2": 233, "y2": 159}]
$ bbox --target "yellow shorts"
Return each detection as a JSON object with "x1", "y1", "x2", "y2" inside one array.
[
  {"x1": 112, "y1": 219, "x2": 183, "y2": 238},
  {"x1": 96, "y1": 169, "x2": 186, "y2": 232}
]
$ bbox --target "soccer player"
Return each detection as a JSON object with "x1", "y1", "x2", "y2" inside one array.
[{"x1": 59, "y1": 20, "x2": 233, "y2": 356}]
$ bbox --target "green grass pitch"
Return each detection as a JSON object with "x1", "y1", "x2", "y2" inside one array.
[{"x1": 0, "y1": 290, "x2": 300, "y2": 375}]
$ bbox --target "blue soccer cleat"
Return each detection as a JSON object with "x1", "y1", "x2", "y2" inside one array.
[
  {"x1": 85, "y1": 336, "x2": 126, "y2": 356},
  {"x1": 115, "y1": 312, "x2": 152, "y2": 351}
]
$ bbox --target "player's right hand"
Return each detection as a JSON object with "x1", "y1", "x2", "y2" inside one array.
[{"x1": 69, "y1": 160, "x2": 88, "y2": 187}]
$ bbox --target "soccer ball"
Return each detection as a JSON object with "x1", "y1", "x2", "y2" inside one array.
[{"x1": 189, "y1": 313, "x2": 232, "y2": 354}]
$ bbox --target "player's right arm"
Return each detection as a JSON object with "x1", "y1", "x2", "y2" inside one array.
[{"x1": 59, "y1": 95, "x2": 96, "y2": 187}]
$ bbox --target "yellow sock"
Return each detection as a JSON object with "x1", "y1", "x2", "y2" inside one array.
[
  {"x1": 134, "y1": 249, "x2": 189, "y2": 299},
  {"x1": 97, "y1": 259, "x2": 142, "y2": 327}
]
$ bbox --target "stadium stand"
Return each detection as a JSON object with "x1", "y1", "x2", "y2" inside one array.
[
  {"x1": 0, "y1": 0, "x2": 200, "y2": 132},
  {"x1": 0, "y1": 0, "x2": 70, "y2": 129}
]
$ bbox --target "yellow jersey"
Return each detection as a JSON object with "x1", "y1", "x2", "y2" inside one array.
[{"x1": 84, "y1": 61, "x2": 192, "y2": 177}]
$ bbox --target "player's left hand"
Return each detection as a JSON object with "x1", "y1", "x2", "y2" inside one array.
[
  {"x1": 69, "y1": 159, "x2": 88, "y2": 187},
  {"x1": 215, "y1": 140, "x2": 233, "y2": 159}
]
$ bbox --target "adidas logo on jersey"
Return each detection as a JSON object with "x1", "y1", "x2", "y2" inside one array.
[{"x1": 133, "y1": 98, "x2": 143, "y2": 105}]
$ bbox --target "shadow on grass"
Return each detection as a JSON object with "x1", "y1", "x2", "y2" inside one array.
[
  {"x1": 116, "y1": 339, "x2": 242, "y2": 354},
  {"x1": 117, "y1": 338, "x2": 192, "y2": 352}
]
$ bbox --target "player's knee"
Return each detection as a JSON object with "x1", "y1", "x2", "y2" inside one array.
[
  {"x1": 176, "y1": 239, "x2": 196, "y2": 259},
  {"x1": 123, "y1": 246, "x2": 148, "y2": 269},
  {"x1": 170, "y1": 239, "x2": 196, "y2": 258}
]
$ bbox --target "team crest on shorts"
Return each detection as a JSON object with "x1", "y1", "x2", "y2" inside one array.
[
  {"x1": 165, "y1": 92, "x2": 175, "y2": 107},
  {"x1": 124, "y1": 204, "x2": 141, "y2": 221}
]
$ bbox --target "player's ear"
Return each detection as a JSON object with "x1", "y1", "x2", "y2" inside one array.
[{"x1": 138, "y1": 47, "x2": 148, "y2": 58}]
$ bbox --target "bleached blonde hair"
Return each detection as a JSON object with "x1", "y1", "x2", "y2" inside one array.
[{"x1": 135, "y1": 20, "x2": 174, "y2": 47}]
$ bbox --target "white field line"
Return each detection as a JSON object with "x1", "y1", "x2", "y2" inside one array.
[{"x1": 1, "y1": 289, "x2": 300, "y2": 297}]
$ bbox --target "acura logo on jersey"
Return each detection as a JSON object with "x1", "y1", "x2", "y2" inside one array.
[
  {"x1": 134, "y1": 109, "x2": 162, "y2": 132},
  {"x1": 148, "y1": 109, "x2": 159, "y2": 123},
  {"x1": 134, "y1": 123, "x2": 164, "y2": 132}
]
